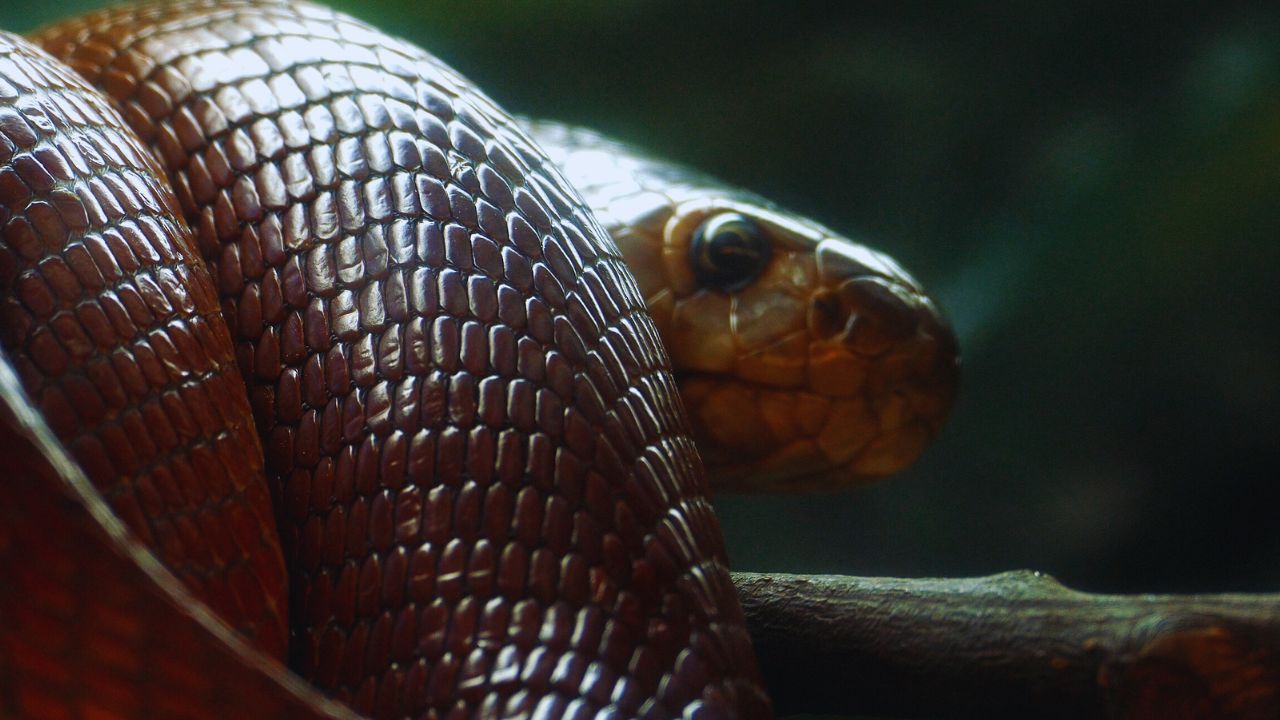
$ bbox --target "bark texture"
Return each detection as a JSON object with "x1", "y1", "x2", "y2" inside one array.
[{"x1": 732, "y1": 570, "x2": 1280, "y2": 719}]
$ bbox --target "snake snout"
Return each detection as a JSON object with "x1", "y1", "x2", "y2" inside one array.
[
  {"x1": 810, "y1": 277, "x2": 921, "y2": 355},
  {"x1": 809, "y1": 238, "x2": 935, "y2": 357},
  {"x1": 801, "y1": 237, "x2": 960, "y2": 483}
]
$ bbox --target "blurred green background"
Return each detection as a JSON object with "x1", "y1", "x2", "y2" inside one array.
[{"x1": 6, "y1": 1, "x2": 1278, "y2": 596}]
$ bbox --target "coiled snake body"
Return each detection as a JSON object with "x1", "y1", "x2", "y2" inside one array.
[{"x1": 0, "y1": 3, "x2": 957, "y2": 718}]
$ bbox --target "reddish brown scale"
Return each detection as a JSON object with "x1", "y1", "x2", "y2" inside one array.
[
  {"x1": 0, "y1": 348, "x2": 355, "y2": 720},
  {"x1": 0, "y1": 32, "x2": 288, "y2": 657},
  {"x1": 35, "y1": 3, "x2": 770, "y2": 719}
]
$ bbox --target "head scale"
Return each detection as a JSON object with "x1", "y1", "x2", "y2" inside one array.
[{"x1": 527, "y1": 121, "x2": 960, "y2": 492}]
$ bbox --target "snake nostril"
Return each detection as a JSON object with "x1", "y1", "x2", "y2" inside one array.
[
  {"x1": 819, "y1": 277, "x2": 922, "y2": 355},
  {"x1": 810, "y1": 277, "x2": 922, "y2": 348},
  {"x1": 843, "y1": 278, "x2": 918, "y2": 336},
  {"x1": 809, "y1": 288, "x2": 848, "y2": 340}
]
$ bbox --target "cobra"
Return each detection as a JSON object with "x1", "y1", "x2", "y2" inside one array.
[{"x1": 0, "y1": 2, "x2": 957, "y2": 718}]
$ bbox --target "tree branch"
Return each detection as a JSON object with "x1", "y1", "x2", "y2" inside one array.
[{"x1": 732, "y1": 571, "x2": 1280, "y2": 719}]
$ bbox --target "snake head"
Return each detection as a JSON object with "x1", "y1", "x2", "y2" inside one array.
[{"x1": 528, "y1": 121, "x2": 960, "y2": 492}]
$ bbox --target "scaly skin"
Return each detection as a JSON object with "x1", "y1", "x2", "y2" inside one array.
[
  {"x1": 0, "y1": 31, "x2": 288, "y2": 657},
  {"x1": 0, "y1": 343, "x2": 352, "y2": 719},
  {"x1": 527, "y1": 122, "x2": 960, "y2": 492},
  {"x1": 2, "y1": 3, "x2": 772, "y2": 719}
]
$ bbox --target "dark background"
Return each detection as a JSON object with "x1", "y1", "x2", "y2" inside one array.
[{"x1": 7, "y1": 2, "x2": 1278, "y2": 597}]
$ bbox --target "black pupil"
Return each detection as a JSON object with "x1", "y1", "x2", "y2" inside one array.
[{"x1": 690, "y1": 215, "x2": 770, "y2": 293}]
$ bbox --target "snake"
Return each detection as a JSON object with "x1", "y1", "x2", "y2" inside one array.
[{"x1": 0, "y1": 2, "x2": 958, "y2": 718}]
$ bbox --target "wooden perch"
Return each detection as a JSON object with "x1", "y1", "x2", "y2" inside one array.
[{"x1": 731, "y1": 571, "x2": 1280, "y2": 719}]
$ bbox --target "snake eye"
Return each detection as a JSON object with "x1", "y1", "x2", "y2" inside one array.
[{"x1": 689, "y1": 213, "x2": 771, "y2": 293}]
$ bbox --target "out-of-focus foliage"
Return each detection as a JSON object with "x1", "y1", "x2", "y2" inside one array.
[{"x1": 6, "y1": 1, "x2": 1278, "y2": 593}]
